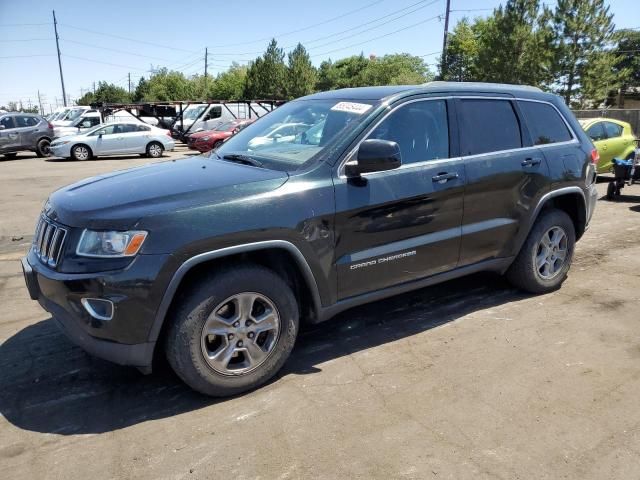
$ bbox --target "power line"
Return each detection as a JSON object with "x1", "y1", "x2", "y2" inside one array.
[
  {"x1": 0, "y1": 38, "x2": 50, "y2": 42},
  {"x1": 58, "y1": 23, "x2": 200, "y2": 54},
  {"x1": 206, "y1": 0, "x2": 387, "y2": 49},
  {"x1": 0, "y1": 54, "x2": 55, "y2": 59},
  {"x1": 310, "y1": 13, "x2": 443, "y2": 57},
  {"x1": 0, "y1": 22, "x2": 49, "y2": 26},
  {"x1": 60, "y1": 38, "x2": 184, "y2": 62},
  {"x1": 290, "y1": 0, "x2": 441, "y2": 52},
  {"x1": 62, "y1": 54, "x2": 149, "y2": 71}
]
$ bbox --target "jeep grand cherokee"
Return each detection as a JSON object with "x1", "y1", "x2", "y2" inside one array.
[{"x1": 22, "y1": 82, "x2": 599, "y2": 396}]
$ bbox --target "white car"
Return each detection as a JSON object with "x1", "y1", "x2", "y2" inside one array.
[
  {"x1": 247, "y1": 123, "x2": 310, "y2": 150},
  {"x1": 50, "y1": 122, "x2": 175, "y2": 161}
]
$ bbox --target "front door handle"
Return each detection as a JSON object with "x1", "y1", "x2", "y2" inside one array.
[
  {"x1": 432, "y1": 172, "x2": 459, "y2": 184},
  {"x1": 521, "y1": 157, "x2": 542, "y2": 167}
]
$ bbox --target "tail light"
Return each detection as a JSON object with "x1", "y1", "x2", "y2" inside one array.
[
  {"x1": 48, "y1": 122, "x2": 54, "y2": 129},
  {"x1": 165, "y1": 130, "x2": 171, "y2": 137},
  {"x1": 590, "y1": 149, "x2": 599, "y2": 165}
]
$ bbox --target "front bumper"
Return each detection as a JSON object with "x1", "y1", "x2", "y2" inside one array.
[
  {"x1": 22, "y1": 252, "x2": 172, "y2": 369},
  {"x1": 50, "y1": 143, "x2": 72, "y2": 158}
]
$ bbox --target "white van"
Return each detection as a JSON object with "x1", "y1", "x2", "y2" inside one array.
[
  {"x1": 53, "y1": 110, "x2": 156, "y2": 138},
  {"x1": 173, "y1": 102, "x2": 275, "y2": 136}
]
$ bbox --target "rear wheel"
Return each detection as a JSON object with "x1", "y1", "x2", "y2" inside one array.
[
  {"x1": 506, "y1": 209, "x2": 575, "y2": 294},
  {"x1": 165, "y1": 265, "x2": 299, "y2": 397},
  {"x1": 71, "y1": 144, "x2": 92, "y2": 161},
  {"x1": 35, "y1": 138, "x2": 51, "y2": 158},
  {"x1": 146, "y1": 142, "x2": 164, "y2": 158}
]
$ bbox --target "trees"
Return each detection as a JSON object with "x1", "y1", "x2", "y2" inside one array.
[
  {"x1": 614, "y1": 29, "x2": 640, "y2": 105},
  {"x1": 244, "y1": 39, "x2": 287, "y2": 99},
  {"x1": 210, "y1": 63, "x2": 247, "y2": 100},
  {"x1": 286, "y1": 43, "x2": 316, "y2": 99},
  {"x1": 440, "y1": 18, "x2": 479, "y2": 82},
  {"x1": 552, "y1": 0, "x2": 618, "y2": 105},
  {"x1": 472, "y1": 0, "x2": 553, "y2": 87},
  {"x1": 145, "y1": 68, "x2": 194, "y2": 101},
  {"x1": 77, "y1": 82, "x2": 131, "y2": 105}
]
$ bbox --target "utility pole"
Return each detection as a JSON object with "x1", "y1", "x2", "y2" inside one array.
[
  {"x1": 93, "y1": 81, "x2": 96, "y2": 94},
  {"x1": 128, "y1": 72, "x2": 131, "y2": 94},
  {"x1": 37, "y1": 90, "x2": 43, "y2": 115},
  {"x1": 204, "y1": 47, "x2": 208, "y2": 92},
  {"x1": 440, "y1": 0, "x2": 451, "y2": 79},
  {"x1": 52, "y1": 10, "x2": 67, "y2": 107}
]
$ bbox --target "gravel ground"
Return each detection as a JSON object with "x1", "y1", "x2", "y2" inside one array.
[{"x1": 1, "y1": 149, "x2": 639, "y2": 479}]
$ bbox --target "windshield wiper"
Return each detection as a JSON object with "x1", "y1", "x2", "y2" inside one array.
[{"x1": 220, "y1": 153, "x2": 264, "y2": 168}]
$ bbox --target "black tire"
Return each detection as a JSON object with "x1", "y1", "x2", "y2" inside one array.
[
  {"x1": 212, "y1": 140, "x2": 223, "y2": 150},
  {"x1": 165, "y1": 265, "x2": 299, "y2": 397},
  {"x1": 505, "y1": 208, "x2": 576, "y2": 294},
  {"x1": 70, "y1": 144, "x2": 92, "y2": 161},
  {"x1": 2, "y1": 153, "x2": 18, "y2": 160},
  {"x1": 35, "y1": 138, "x2": 51, "y2": 158},
  {"x1": 146, "y1": 141, "x2": 164, "y2": 158},
  {"x1": 607, "y1": 181, "x2": 616, "y2": 200}
]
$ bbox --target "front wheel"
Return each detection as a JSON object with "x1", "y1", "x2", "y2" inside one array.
[
  {"x1": 165, "y1": 265, "x2": 299, "y2": 397},
  {"x1": 146, "y1": 142, "x2": 164, "y2": 158},
  {"x1": 506, "y1": 209, "x2": 575, "y2": 294},
  {"x1": 71, "y1": 144, "x2": 92, "y2": 161},
  {"x1": 35, "y1": 138, "x2": 51, "y2": 157}
]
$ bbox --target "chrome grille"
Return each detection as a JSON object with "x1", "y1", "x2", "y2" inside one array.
[{"x1": 33, "y1": 215, "x2": 68, "y2": 268}]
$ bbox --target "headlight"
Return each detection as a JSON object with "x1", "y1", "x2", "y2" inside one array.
[
  {"x1": 76, "y1": 229, "x2": 148, "y2": 257},
  {"x1": 52, "y1": 140, "x2": 70, "y2": 146},
  {"x1": 201, "y1": 136, "x2": 210, "y2": 141}
]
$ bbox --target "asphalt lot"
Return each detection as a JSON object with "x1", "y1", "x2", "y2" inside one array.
[{"x1": 1, "y1": 148, "x2": 640, "y2": 479}]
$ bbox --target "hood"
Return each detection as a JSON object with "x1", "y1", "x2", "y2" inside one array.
[
  {"x1": 47, "y1": 156, "x2": 289, "y2": 229},
  {"x1": 191, "y1": 129, "x2": 229, "y2": 140}
]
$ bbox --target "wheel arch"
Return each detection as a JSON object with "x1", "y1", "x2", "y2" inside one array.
[
  {"x1": 148, "y1": 241, "x2": 322, "y2": 346},
  {"x1": 72, "y1": 143, "x2": 93, "y2": 158},
  {"x1": 530, "y1": 187, "x2": 587, "y2": 241}
]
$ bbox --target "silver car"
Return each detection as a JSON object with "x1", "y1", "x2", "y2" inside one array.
[
  {"x1": 0, "y1": 112, "x2": 54, "y2": 159},
  {"x1": 50, "y1": 122, "x2": 175, "y2": 160}
]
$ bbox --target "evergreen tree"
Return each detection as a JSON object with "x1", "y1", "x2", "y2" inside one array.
[
  {"x1": 244, "y1": 39, "x2": 287, "y2": 99},
  {"x1": 441, "y1": 18, "x2": 479, "y2": 82},
  {"x1": 133, "y1": 77, "x2": 150, "y2": 102},
  {"x1": 474, "y1": 0, "x2": 553, "y2": 87},
  {"x1": 552, "y1": 0, "x2": 617, "y2": 105},
  {"x1": 286, "y1": 43, "x2": 316, "y2": 99},
  {"x1": 614, "y1": 29, "x2": 640, "y2": 104}
]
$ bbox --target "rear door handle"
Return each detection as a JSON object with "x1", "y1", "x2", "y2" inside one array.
[
  {"x1": 521, "y1": 157, "x2": 542, "y2": 167},
  {"x1": 432, "y1": 172, "x2": 459, "y2": 183}
]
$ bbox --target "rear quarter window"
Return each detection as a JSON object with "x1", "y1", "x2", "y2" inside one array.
[
  {"x1": 458, "y1": 99, "x2": 522, "y2": 156},
  {"x1": 517, "y1": 101, "x2": 572, "y2": 145}
]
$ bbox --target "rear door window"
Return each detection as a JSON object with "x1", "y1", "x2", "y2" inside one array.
[
  {"x1": 0, "y1": 116, "x2": 15, "y2": 129},
  {"x1": 517, "y1": 101, "x2": 572, "y2": 145},
  {"x1": 369, "y1": 99, "x2": 449, "y2": 164},
  {"x1": 603, "y1": 122, "x2": 623, "y2": 138},
  {"x1": 458, "y1": 99, "x2": 522, "y2": 156},
  {"x1": 586, "y1": 122, "x2": 606, "y2": 141}
]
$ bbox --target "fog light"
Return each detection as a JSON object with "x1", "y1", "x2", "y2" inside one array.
[{"x1": 81, "y1": 298, "x2": 114, "y2": 321}]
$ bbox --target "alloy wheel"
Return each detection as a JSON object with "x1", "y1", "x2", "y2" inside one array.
[
  {"x1": 534, "y1": 226, "x2": 568, "y2": 280},
  {"x1": 200, "y1": 292, "x2": 281, "y2": 376}
]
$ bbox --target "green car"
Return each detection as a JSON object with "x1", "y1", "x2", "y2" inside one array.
[{"x1": 579, "y1": 118, "x2": 637, "y2": 174}]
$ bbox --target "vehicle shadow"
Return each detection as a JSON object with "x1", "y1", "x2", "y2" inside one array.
[{"x1": 0, "y1": 272, "x2": 526, "y2": 435}]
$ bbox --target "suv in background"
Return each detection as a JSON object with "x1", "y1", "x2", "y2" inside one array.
[
  {"x1": 0, "y1": 112, "x2": 53, "y2": 159},
  {"x1": 22, "y1": 82, "x2": 598, "y2": 397}
]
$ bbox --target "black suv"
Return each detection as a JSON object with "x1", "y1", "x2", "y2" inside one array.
[{"x1": 22, "y1": 83, "x2": 598, "y2": 396}]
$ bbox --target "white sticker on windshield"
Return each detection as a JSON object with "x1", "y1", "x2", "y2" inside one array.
[{"x1": 330, "y1": 102, "x2": 372, "y2": 115}]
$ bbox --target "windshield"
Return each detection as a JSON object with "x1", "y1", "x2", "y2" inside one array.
[
  {"x1": 66, "y1": 108, "x2": 85, "y2": 121},
  {"x1": 215, "y1": 121, "x2": 236, "y2": 132},
  {"x1": 183, "y1": 105, "x2": 207, "y2": 120},
  {"x1": 215, "y1": 99, "x2": 376, "y2": 171}
]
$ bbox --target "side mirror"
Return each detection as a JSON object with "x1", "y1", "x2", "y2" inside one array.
[
  {"x1": 273, "y1": 133, "x2": 282, "y2": 140},
  {"x1": 344, "y1": 139, "x2": 402, "y2": 177},
  {"x1": 0, "y1": 125, "x2": 5, "y2": 130}
]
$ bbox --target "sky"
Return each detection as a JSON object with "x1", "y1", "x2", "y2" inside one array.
[{"x1": 0, "y1": 0, "x2": 638, "y2": 112}]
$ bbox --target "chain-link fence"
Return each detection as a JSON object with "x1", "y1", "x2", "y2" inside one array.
[{"x1": 572, "y1": 109, "x2": 640, "y2": 135}]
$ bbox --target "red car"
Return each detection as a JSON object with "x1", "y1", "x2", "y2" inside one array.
[{"x1": 187, "y1": 119, "x2": 254, "y2": 153}]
